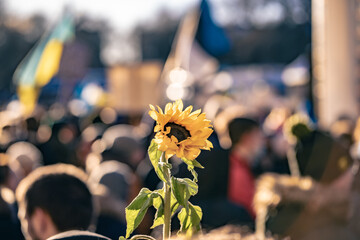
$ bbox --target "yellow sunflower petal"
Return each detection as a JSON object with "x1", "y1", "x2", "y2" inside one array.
[
  {"x1": 156, "y1": 105, "x2": 164, "y2": 115},
  {"x1": 149, "y1": 110, "x2": 158, "y2": 121},
  {"x1": 154, "y1": 125, "x2": 162, "y2": 132},
  {"x1": 174, "y1": 99, "x2": 184, "y2": 112},
  {"x1": 165, "y1": 102, "x2": 173, "y2": 114},
  {"x1": 176, "y1": 144, "x2": 185, "y2": 159},
  {"x1": 157, "y1": 113, "x2": 171, "y2": 127},
  {"x1": 203, "y1": 140, "x2": 214, "y2": 150},
  {"x1": 171, "y1": 135, "x2": 179, "y2": 144},
  {"x1": 184, "y1": 105, "x2": 193, "y2": 114},
  {"x1": 184, "y1": 147, "x2": 201, "y2": 160},
  {"x1": 188, "y1": 109, "x2": 202, "y2": 119},
  {"x1": 178, "y1": 105, "x2": 193, "y2": 121},
  {"x1": 164, "y1": 126, "x2": 171, "y2": 135}
]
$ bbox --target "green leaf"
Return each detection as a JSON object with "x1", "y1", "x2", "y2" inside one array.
[
  {"x1": 171, "y1": 200, "x2": 180, "y2": 217},
  {"x1": 151, "y1": 191, "x2": 164, "y2": 229},
  {"x1": 181, "y1": 158, "x2": 204, "y2": 182},
  {"x1": 125, "y1": 188, "x2": 161, "y2": 238},
  {"x1": 150, "y1": 189, "x2": 180, "y2": 229},
  {"x1": 171, "y1": 177, "x2": 198, "y2": 207},
  {"x1": 182, "y1": 158, "x2": 204, "y2": 169},
  {"x1": 177, "y1": 202, "x2": 203, "y2": 235},
  {"x1": 148, "y1": 140, "x2": 168, "y2": 183}
]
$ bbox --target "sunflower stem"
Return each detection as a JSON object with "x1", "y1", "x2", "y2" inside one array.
[{"x1": 160, "y1": 152, "x2": 171, "y2": 240}]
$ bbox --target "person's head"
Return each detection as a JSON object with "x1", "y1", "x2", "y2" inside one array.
[
  {"x1": 47, "y1": 230, "x2": 110, "y2": 240},
  {"x1": 16, "y1": 164, "x2": 94, "y2": 240},
  {"x1": 0, "y1": 153, "x2": 19, "y2": 191},
  {"x1": 6, "y1": 141, "x2": 43, "y2": 180},
  {"x1": 89, "y1": 160, "x2": 133, "y2": 202},
  {"x1": 228, "y1": 118, "x2": 265, "y2": 161},
  {"x1": 102, "y1": 136, "x2": 144, "y2": 169}
]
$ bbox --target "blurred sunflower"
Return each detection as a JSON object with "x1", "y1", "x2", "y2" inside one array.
[
  {"x1": 283, "y1": 113, "x2": 313, "y2": 144},
  {"x1": 149, "y1": 100, "x2": 213, "y2": 160}
]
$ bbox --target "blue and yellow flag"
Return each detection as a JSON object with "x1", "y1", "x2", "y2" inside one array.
[{"x1": 13, "y1": 13, "x2": 74, "y2": 115}]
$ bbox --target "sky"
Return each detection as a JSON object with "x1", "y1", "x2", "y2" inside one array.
[{"x1": 3, "y1": 0, "x2": 199, "y2": 32}]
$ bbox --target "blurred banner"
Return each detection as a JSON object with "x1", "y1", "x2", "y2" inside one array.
[
  {"x1": 107, "y1": 62, "x2": 162, "y2": 114},
  {"x1": 13, "y1": 12, "x2": 74, "y2": 116}
]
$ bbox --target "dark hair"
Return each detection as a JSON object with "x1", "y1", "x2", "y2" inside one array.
[
  {"x1": 228, "y1": 118, "x2": 259, "y2": 146},
  {"x1": 0, "y1": 154, "x2": 10, "y2": 185},
  {"x1": 16, "y1": 164, "x2": 93, "y2": 232},
  {"x1": 0, "y1": 165, "x2": 10, "y2": 185}
]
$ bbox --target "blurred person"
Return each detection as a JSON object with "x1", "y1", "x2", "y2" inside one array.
[
  {"x1": 265, "y1": 133, "x2": 291, "y2": 175},
  {"x1": 251, "y1": 134, "x2": 291, "y2": 177},
  {"x1": 347, "y1": 116, "x2": 360, "y2": 238},
  {"x1": 330, "y1": 115, "x2": 355, "y2": 150},
  {"x1": 0, "y1": 153, "x2": 23, "y2": 240},
  {"x1": 254, "y1": 108, "x2": 291, "y2": 175},
  {"x1": 0, "y1": 110, "x2": 27, "y2": 151},
  {"x1": 284, "y1": 114, "x2": 353, "y2": 183},
  {"x1": 101, "y1": 134, "x2": 145, "y2": 199},
  {"x1": 6, "y1": 141, "x2": 43, "y2": 181},
  {"x1": 25, "y1": 116, "x2": 41, "y2": 144},
  {"x1": 227, "y1": 118, "x2": 265, "y2": 219},
  {"x1": 88, "y1": 160, "x2": 134, "y2": 239},
  {"x1": 47, "y1": 230, "x2": 110, "y2": 240},
  {"x1": 102, "y1": 135, "x2": 145, "y2": 171},
  {"x1": 0, "y1": 154, "x2": 19, "y2": 192},
  {"x1": 168, "y1": 224, "x2": 275, "y2": 240},
  {"x1": 16, "y1": 164, "x2": 98, "y2": 240},
  {"x1": 0, "y1": 124, "x2": 18, "y2": 151},
  {"x1": 38, "y1": 119, "x2": 81, "y2": 166},
  {"x1": 255, "y1": 173, "x2": 357, "y2": 240},
  {"x1": 266, "y1": 114, "x2": 355, "y2": 240},
  {"x1": 76, "y1": 123, "x2": 106, "y2": 168},
  {"x1": 350, "y1": 116, "x2": 360, "y2": 160}
]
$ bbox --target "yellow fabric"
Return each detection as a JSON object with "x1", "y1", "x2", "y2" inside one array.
[
  {"x1": 17, "y1": 85, "x2": 37, "y2": 116},
  {"x1": 35, "y1": 40, "x2": 63, "y2": 87}
]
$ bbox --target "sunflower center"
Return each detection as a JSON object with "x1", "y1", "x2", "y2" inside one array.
[{"x1": 165, "y1": 123, "x2": 190, "y2": 142}]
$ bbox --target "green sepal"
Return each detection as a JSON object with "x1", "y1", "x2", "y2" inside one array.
[
  {"x1": 119, "y1": 237, "x2": 127, "y2": 240},
  {"x1": 181, "y1": 158, "x2": 204, "y2": 182},
  {"x1": 125, "y1": 188, "x2": 161, "y2": 238},
  {"x1": 177, "y1": 202, "x2": 202, "y2": 236},
  {"x1": 171, "y1": 177, "x2": 198, "y2": 207},
  {"x1": 148, "y1": 140, "x2": 169, "y2": 183}
]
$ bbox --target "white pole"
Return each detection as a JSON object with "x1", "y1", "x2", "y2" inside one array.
[{"x1": 312, "y1": 0, "x2": 358, "y2": 128}]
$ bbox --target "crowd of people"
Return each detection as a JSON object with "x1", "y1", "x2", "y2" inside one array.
[{"x1": 0, "y1": 98, "x2": 359, "y2": 240}]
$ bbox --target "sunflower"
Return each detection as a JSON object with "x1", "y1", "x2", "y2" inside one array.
[
  {"x1": 283, "y1": 113, "x2": 313, "y2": 144},
  {"x1": 149, "y1": 100, "x2": 213, "y2": 160}
]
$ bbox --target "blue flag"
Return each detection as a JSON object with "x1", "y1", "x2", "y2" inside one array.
[{"x1": 196, "y1": 0, "x2": 231, "y2": 57}]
